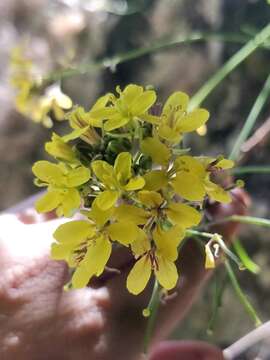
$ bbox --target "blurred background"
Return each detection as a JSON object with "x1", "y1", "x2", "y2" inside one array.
[{"x1": 0, "y1": 0, "x2": 270, "y2": 353}]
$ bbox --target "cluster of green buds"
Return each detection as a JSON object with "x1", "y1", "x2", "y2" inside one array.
[{"x1": 31, "y1": 83, "x2": 240, "y2": 295}]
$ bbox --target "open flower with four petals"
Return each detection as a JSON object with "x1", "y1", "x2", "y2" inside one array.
[{"x1": 92, "y1": 152, "x2": 145, "y2": 210}]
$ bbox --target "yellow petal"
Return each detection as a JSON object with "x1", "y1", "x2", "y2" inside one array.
[
  {"x1": 126, "y1": 255, "x2": 152, "y2": 295},
  {"x1": 51, "y1": 242, "x2": 76, "y2": 260},
  {"x1": 45, "y1": 133, "x2": 77, "y2": 162},
  {"x1": 131, "y1": 228, "x2": 150, "y2": 256},
  {"x1": 143, "y1": 170, "x2": 168, "y2": 191},
  {"x1": 95, "y1": 190, "x2": 119, "y2": 210},
  {"x1": 141, "y1": 113, "x2": 160, "y2": 124},
  {"x1": 53, "y1": 220, "x2": 95, "y2": 244},
  {"x1": 174, "y1": 155, "x2": 205, "y2": 177},
  {"x1": 90, "y1": 93, "x2": 111, "y2": 112},
  {"x1": 35, "y1": 190, "x2": 61, "y2": 213},
  {"x1": 61, "y1": 127, "x2": 90, "y2": 142},
  {"x1": 216, "y1": 158, "x2": 234, "y2": 169},
  {"x1": 122, "y1": 84, "x2": 143, "y2": 104},
  {"x1": 129, "y1": 90, "x2": 156, "y2": 115},
  {"x1": 72, "y1": 236, "x2": 112, "y2": 288},
  {"x1": 108, "y1": 221, "x2": 139, "y2": 245},
  {"x1": 71, "y1": 265, "x2": 91, "y2": 289},
  {"x1": 89, "y1": 236, "x2": 112, "y2": 276},
  {"x1": 141, "y1": 137, "x2": 171, "y2": 166},
  {"x1": 52, "y1": 102, "x2": 65, "y2": 120},
  {"x1": 64, "y1": 166, "x2": 91, "y2": 187},
  {"x1": 67, "y1": 106, "x2": 88, "y2": 128},
  {"x1": 114, "y1": 204, "x2": 149, "y2": 225},
  {"x1": 205, "y1": 180, "x2": 231, "y2": 204},
  {"x1": 91, "y1": 160, "x2": 114, "y2": 187},
  {"x1": 205, "y1": 243, "x2": 215, "y2": 269},
  {"x1": 162, "y1": 91, "x2": 189, "y2": 115},
  {"x1": 104, "y1": 116, "x2": 129, "y2": 131},
  {"x1": 32, "y1": 160, "x2": 63, "y2": 185},
  {"x1": 158, "y1": 124, "x2": 182, "y2": 144},
  {"x1": 124, "y1": 176, "x2": 145, "y2": 191},
  {"x1": 90, "y1": 197, "x2": 114, "y2": 227},
  {"x1": 89, "y1": 107, "x2": 118, "y2": 121},
  {"x1": 172, "y1": 172, "x2": 205, "y2": 201},
  {"x1": 54, "y1": 90, "x2": 72, "y2": 109},
  {"x1": 178, "y1": 108, "x2": 209, "y2": 133},
  {"x1": 153, "y1": 225, "x2": 184, "y2": 261},
  {"x1": 137, "y1": 190, "x2": 163, "y2": 208},
  {"x1": 155, "y1": 255, "x2": 178, "y2": 290},
  {"x1": 114, "y1": 152, "x2": 132, "y2": 184},
  {"x1": 166, "y1": 202, "x2": 202, "y2": 228},
  {"x1": 196, "y1": 124, "x2": 207, "y2": 136},
  {"x1": 61, "y1": 188, "x2": 81, "y2": 217}
]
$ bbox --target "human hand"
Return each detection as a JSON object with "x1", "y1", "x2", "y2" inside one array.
[{"x1": 0, "y1": 188, "x2": 249, "y2": 360}]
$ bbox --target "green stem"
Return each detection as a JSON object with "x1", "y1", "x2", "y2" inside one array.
[
  {"x1": 207, "y1": 274, "x2": 228, "y2": 333},
  {"x1": 44, "y1": 32, "x2": 260, "y2": 82},
  {"x1": 186, "y1": 229, "x2": 213, "y2": 239},
  {"x1": 233, "y1": 239, "x2": 260, "y2": 274},
  {"x1": 232, "y1": 165, "x2": 270, "y2": 174},
  {"x1": 143, "y1": 280, "x2": 160, "y2": 354},
  {"x1": 226, "y1": 215, "x2": 270, "y2": 227},
  {"x1": 106, "y1": 132, "x2": 131, "y2": 138},
  {"x1": 229, "y1": 73, "x2": 270, "y2": 160},
  {"x1": 224, "y1": 260, "x2": 261, "y2": 327},
  {"x1": 189, "y1": 23, "x2": 270, "y2": 110}
]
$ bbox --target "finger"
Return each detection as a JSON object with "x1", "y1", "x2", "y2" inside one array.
[
  {"x1": 149, "y1": 341, "x2": 224, "y2": 360},
  {"x1": 0, "y1": 214, "x2": 67, "y2": 261},
  {"x1": 4, "y1": 191, "x2": 57, "y2": 224}
]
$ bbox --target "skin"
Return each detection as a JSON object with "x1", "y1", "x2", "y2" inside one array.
[{"x1": 0, "y1": 188, "x2": 249, "y2": 360}]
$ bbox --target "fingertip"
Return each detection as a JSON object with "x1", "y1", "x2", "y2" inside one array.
[{"x1": 149, "y1": 340, "x2": 224, "y2": 360}]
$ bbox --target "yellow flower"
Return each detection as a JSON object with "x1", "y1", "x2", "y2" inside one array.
[
  {"x1": 41, "y1": 84, "x2": 73, "y2": 121},
  {"x1": 52, "y1": 219, "x2": 112, "y2": 288},
  {"x1": 45, "y1": 133, "x2": 78, "y2": 163},
  {"x1": 165, "y1": 202, "x2": 202, "y2": 228},
  {"x1": 32, "y1": 161, "x2": 91, "y2": 216},
  {"x1": 64, "y1": 94, "x2": 112, "y2": 144},
  {"x1": 140, "y1": 136, "x2": 171, "y2": 167},
  {"x1": 91, "y1": 84, "x2": 156, "y2": 131},
  {"x1": 149, "y1": 91, "x2": 209, "y2": 144},
  {"x1": 171, "y1": 155, "x2": 233, "y2": 203},
  {"x1": 137, "y1": 190, "x2": 163, "y2": 209},
  {"x1": 137, "y1": 190, "x2": 202, "y2": 230},
  {"x1": 51, "y1": 198, "x2": 141, "y2": 288},
  {"x1": 127, "y1": 225, "x2": 184, "y2": 294},
  {"x1": 91, "y1": 152, "x2": 145, "y2": 210},
  {"x1": 114, "y1": 203, "x2": 149, "y2": 225},
  {"x1": 18, "y1": 84, "x2": 72, "y2": 128},
  {"x1": 10, "y1": 47, "x2": 72, "y2": 127},
  {"x1": 143, "y1": 170, "x2": 168, "y2": 191}
]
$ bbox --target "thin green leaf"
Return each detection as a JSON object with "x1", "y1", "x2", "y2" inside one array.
[
  {"x1": 189, "y1": 23, "x2": 270, "y2": 110},
  {"x1": 232, "y1": 165, "x2": 270, "y2": 175},
  {"x1": 143, "y1": 280, "x2": 160, "y2": 354},
  {"x1": 228, "y1": 215, "x2": 270, "y2": 228},
  {"x1": 43, "y1": 32, "x2": 261, "y2": 82},
  {"x1": 233, "y1": 239, "x2": 260, "y2": 274},
  {"x1": 225, "y1": 260, "x2": 261, "y2": 327},
  {"x1": 207, "y1": 274, "x2": 228, "y2": 334}
]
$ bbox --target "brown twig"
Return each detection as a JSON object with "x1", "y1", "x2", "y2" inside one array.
[{"x1": 241, "y1": 116, "x2": 270, "y2": 157}]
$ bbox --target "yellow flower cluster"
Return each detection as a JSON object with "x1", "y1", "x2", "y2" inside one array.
[
  {"x1": 10, "y1": 47, "x2": 72, "y2": 127},
  {"x1": 32, "y1": 84, "x2": 235, "y2": 295}
]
